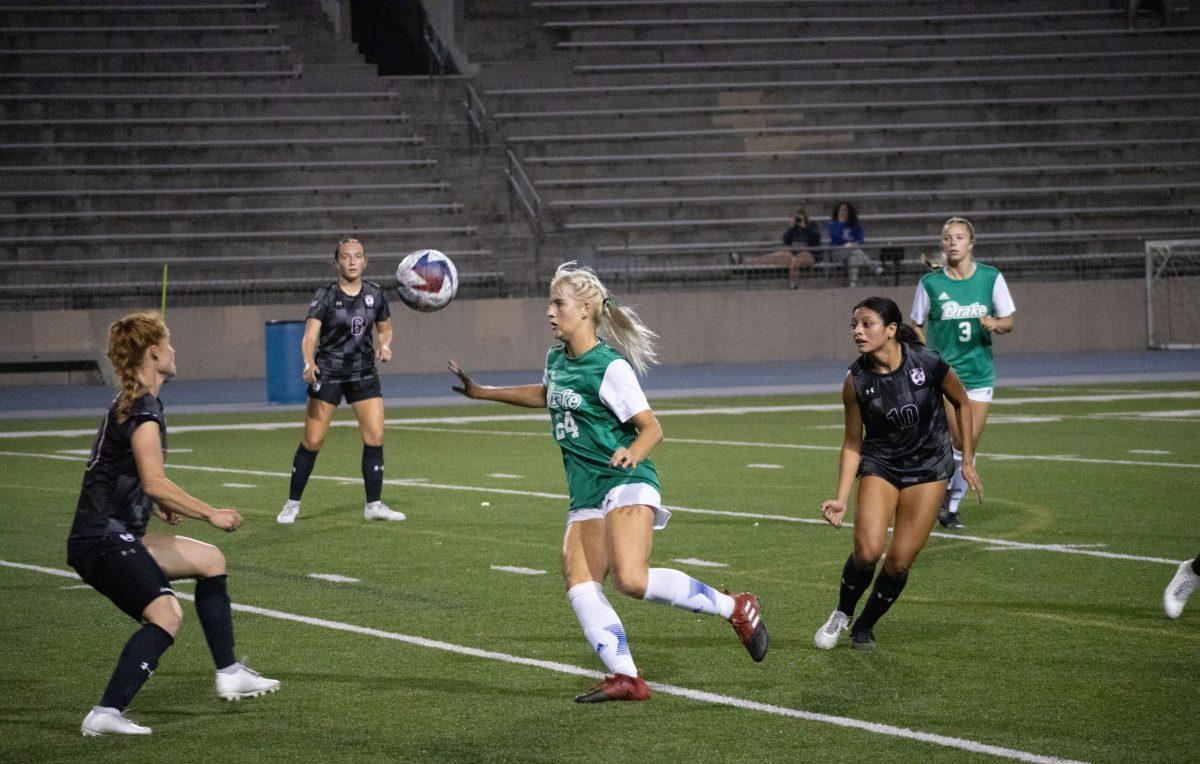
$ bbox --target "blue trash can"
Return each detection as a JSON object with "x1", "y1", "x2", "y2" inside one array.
[{"x1": 264, "y1": 320, "x2": 308, "y2": 404}]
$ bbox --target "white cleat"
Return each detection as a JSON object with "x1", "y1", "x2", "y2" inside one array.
[
  {"x1": 276, "y1": 500, "x2": 301, "y2": 524},
  {"x1": 81, "y1": 708, "x2": 151, "y2": 736},
  {"x1": 814, "y1": 609, "x2": 852, "y2": 650},
  {"x1": 216, "y1": 662, "x2": 281, "y2": 701},
  {"x1": 1164, "y1": 560, "x2": 1200, "y2": 619},
  {"x1": 364, "y1": 501, "x2": 406, "y2": 521}
]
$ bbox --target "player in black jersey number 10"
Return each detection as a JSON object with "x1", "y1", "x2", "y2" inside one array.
[
  {"x1": 814, "y1": 297, "x2": 982, "y2": 651},
  {"x1": 278, "y1": 237, "x2": 406, "y2": 524}
]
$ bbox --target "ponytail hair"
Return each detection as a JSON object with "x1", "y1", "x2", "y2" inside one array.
[
  {"x1": 107, "y1": 311, "x2": 168, "y2": 421},
  {"x1": 853, "y1": 296, "x2": 923, "y2": 348},
  {"x1": 551, "y1": 261, "x2": 659, "y2": 374}
]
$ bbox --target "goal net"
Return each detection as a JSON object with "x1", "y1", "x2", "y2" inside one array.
[{"x1": 1145, "y1": 239, "x2": 1200, "y2": 350}]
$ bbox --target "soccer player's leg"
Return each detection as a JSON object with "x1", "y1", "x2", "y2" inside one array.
[
  {"x1": 280, "y1": 394, "x2": 338, "y2": 523},
  {"x1": 609, "y1": 501, "x2": 769, "y2": 661},
  {"x1": 144, "y1": 535, "x2": 279, "y2": 700},
  {"x1": 851, "y1": 479, "x2": 945, "y2": 648},
  {"x1": 816, "y1": 476, "x2": 894, "y2": 649},
  {"x1": 350, "y1": 386, "x2": 404, "y2": 521},
  {"x1": 563, "y1": 514, "x2": 648, "y2": 703},
  {"x1": 946, "y1": 394, "x2": 990, "y2": 527},
  {"x1": 80, "y1": 541, "x2": 179, "y2": 735}
]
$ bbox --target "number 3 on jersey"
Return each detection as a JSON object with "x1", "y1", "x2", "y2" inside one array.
[
  {"x1": 554, "y1": 411, "x2": 579, "y2": 440},
  {"x1": 957, "y1": 321, "x2": 971, "y2": 342}
]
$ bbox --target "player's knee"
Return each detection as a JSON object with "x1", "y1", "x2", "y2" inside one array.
[
  {"x1": 302, "y1": 436, "x2": 324, "y2": 452},
  {"x1": 610, "y1": 565, "x2": 648, "y2": 599},
  {"x1": 146, "y1": 595, "x2": 183, "y2": 637},
  {"x1": 202, "y1": 547, "x2": 227, "y2": 578},
  {"x1": 852, "y1": 546, "x2": 883, "y2": 569},
  {"x1": 883, "y1": 556, "x2": 914, "y2": 577}
]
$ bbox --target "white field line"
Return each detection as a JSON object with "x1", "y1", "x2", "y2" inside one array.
[
  {"x1": 673, "y1": 557, "x2": 728, "y2": 568},
  {"x1": 223, "y1": 482, "x2": 258, "y2": 489},
  {"x1": 490, "y1": 564, "x2": 547, "y2": 576},
  {"x1": 308, "y1": 573, "x2": 360, "y2": 583},
  {"x1": 396, "y1": 426, "x2": 1200, "y2": 471},
  {"x1": 0, "y1": 558, "x2": 1085, "y2": 764},
  {"x1": 2, "y1": 389, "x2": 1198, "y2": 440},
  {"x1": 0, "y1": 450, "x2": 1183, "y2": 567},
  {"x1": 747, "y1": 463, "x2": 784, "y2": 469}
]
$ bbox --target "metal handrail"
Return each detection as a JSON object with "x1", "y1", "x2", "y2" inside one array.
[
  {"x1": 506, "y1": 149, "x2": 542, "y2": 233},
  {"x1": 465, "y1": 81, "x2": 488, "y2": 150}
]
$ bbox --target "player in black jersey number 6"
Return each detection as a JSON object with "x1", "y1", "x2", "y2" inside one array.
[
  {"x1": 278, "y1": 237, "x2": 405, "y2": 523},
  {"x1": 68, "y1": 313, "x2": 278, "y2": 736},
  {"x1": 815, "y1": 297, "x2": 982, "y2": 650}
]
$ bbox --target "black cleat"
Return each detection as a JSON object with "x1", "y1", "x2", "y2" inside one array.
[
  {"x1": 944, "y1": 513, "x2": 964, "y2": 530},
  {"x1": 850, "y1": 629, "x2": 876, "y2": 651}
]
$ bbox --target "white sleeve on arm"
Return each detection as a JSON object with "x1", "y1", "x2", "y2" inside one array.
[
  {"x1": 599, "y1": 359, "x2": 650, "y2": 423},
  {"x1": 910, "y1": 282, "x2": 931, "y2": 324},
  {"x1": 992, "y1": 273, "x2": 1016, "y2": 317}
]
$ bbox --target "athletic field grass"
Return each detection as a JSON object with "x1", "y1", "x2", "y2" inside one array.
[{"x1": 1, "y1": 380, "x2": 1197, "y2": 763}]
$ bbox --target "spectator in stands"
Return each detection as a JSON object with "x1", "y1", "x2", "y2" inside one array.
[
  {"x1": 730, "y1": 207, "x2": 820, "y2": 288},
  {"x1": 829, "y1": 201, "x2": 877, "y2": 288}
]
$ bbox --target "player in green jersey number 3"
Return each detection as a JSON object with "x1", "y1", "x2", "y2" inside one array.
[
  {"x1": 449, "y1": 262, "x2": 769, "y2": 703},
  {"x1": 911, "y1": 218, "x2": 1015, "y2": 528}
]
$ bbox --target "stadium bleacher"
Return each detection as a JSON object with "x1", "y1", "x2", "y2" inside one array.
[
  {"x1": 464, "y1": 0, "x2": 1200, "y2": 288},
  {"x1": 0, "y1": 0, "x2": 507, "y2": 308}
]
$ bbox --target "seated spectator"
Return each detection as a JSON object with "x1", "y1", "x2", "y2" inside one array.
[
  {"x1": 828, "y1": 200, "x2": 878, "y2": 287},
  {"x1": 731, "y1": 207, "x2": 820, "y2": 289}
]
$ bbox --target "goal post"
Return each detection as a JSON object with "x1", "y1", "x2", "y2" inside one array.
[{"x1": 1144, "y1": 239, "x2": 1200, "y2": 350}]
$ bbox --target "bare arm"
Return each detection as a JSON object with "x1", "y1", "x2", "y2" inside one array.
[
  {"x1": 302, "y1": 317, "x2": 322, "y2": 383},
  {"x1": 610, "y1": 409, "x2": 662, "y2": 469},
  {"x1": 820, "y1": 373, "x2": 863, "y2": 527},
  {"x1": 132, "y1": 422, "x2": 243, "y2": 531},
  {"x1": 375, "y1": 319, "x2": 393, "y2": 363},
  {"x1": 913, "y1": 323, "x2": 927, "y2": 344},
  {"x1": 448, "y1": 360, "x2": 547, "y2": 408},
  {"x1": 940, "y1": 369, "x2": 984, "y2": 501}
]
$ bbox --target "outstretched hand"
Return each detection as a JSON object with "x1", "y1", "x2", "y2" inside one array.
[
  {"x1": 209, "y1": 508, "x2": 244, "y2": 533},
  {"x1": 448, "y1": 360, "x2": 481, "y2": 399},
  {"x1": 820, "y1": 499, "x2": 847, "y2": 528}
]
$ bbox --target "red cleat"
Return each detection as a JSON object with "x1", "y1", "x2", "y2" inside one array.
[
  {"x1": 726, "y1": 590, "x2": 770, "y2": 662},
  {"x1": 574, "y1": 672, "x2": 651, "y2": 703}
]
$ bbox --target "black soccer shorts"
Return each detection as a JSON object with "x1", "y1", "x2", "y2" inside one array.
[
  {"x1": 307, "y1": 373, "x2": 382, "y2": 405},
  {"x1": 68, "y1": 534, "x2": 174, "y2": 622}
]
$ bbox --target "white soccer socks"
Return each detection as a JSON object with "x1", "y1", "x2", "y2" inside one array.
[
  {"x1": 947, "y1": 448, "x2": 968, "y2": 514},
  {"x1": 568, "y1": 581, "x2": 638, "y2": 678},
  {"x1": 642, "y1": 568, "x2": 735, "y2": 618}
]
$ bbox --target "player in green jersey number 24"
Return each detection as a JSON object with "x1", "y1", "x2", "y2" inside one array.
[
  {"x1": 911, "y1": 218, "x2": 1015, "y2": 529},
  {"x1": 448, "y1": 262, "x2": 769, "y2": 703}
]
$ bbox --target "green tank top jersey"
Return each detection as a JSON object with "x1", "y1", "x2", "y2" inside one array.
[
  {"x1": 544, "y1": 341, "x2": 659, "y2": 510},
  {"x1": 917, "y1": 263, "x2": 1006, "y2": 388}
]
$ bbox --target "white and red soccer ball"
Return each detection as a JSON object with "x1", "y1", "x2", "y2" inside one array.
[{"x1": 395, "y1": 249, "x2": 458, "y2": 312}]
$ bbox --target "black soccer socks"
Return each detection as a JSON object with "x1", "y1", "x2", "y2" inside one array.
[
  {"x1": 837, "y1": 554, "x2": 877, "y2": 617},
  {"x1": 195, "y1": 574, "x2": 236, "y2": 670},
  {"x1": 853, "y1": 569, "x2": 910, "y2": 633},
  {"x1": 99, "y1": 622, "x2": 174, "y2": 711},
  {"x1": 362, "y1": 445, "x2": 384, "y2": 503},
  {"x1": 289, "y1": 444, "x2": 318, "y2": 501}
]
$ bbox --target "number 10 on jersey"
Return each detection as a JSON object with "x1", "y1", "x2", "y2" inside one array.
[{"x1": 554, "y1": 411, "x2": 579, "y2": 440}]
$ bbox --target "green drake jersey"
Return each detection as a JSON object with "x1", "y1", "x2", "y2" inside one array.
[
  {"x1": 911, "y1": 263, "x2": 1015, "y2": 389},
  {"x1": 543, "y1": 341, "x2": 659, "y2": 510}
]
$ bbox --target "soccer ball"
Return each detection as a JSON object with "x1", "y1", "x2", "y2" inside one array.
[{"x1": 395, "y1": 249, "x2": 458, "y2": 312}]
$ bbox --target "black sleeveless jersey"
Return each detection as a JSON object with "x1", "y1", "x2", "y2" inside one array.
[
  {"x1": 307, "y1": 280, "x2": 391, "y2": 381},
  {"x1": 849, "y1": 343, "x2": 954, "y2": 479},
  {"x1": 69, "y1": 393, "x2": 166, "y2": 540}
]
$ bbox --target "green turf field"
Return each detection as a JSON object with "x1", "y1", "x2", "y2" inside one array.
[{"x1": 1, "y1": 381, "x2": 1197, "y2": 762}]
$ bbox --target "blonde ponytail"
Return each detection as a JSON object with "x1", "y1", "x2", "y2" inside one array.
[
  {"x1": 107, "y1": 312, "x2": 168, "y2": 421},
  {"x1": 551, "y1": 262, "x2": 659, "y2": 375}
]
